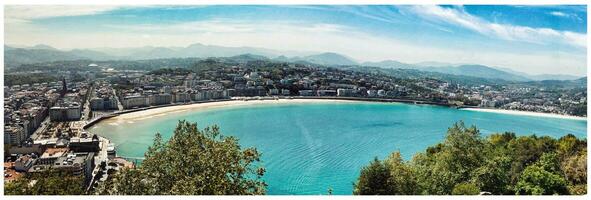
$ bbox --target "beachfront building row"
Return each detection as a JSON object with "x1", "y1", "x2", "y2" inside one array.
[
  {"x1": 120, "y1": 89, "x2": 230, "y2": 109},
  {"x1": 90, "y1": 81, "x2": 119, "y2": 111},
  {"x1": 90, "y1": 97, "x2": 118, "y2": 110}
]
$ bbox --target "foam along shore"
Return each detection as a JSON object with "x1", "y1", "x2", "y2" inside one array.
[
  {"x1": 460, "y1": 108, "x2": 587, "y2": 121},
  {"x1": 108, "y1": 98, "x2": 360, "y2": 121}
]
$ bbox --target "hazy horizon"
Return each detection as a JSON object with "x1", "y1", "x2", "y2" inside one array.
[{"x1": 4, "y1": 5, "x2": 588, "y2": 76}]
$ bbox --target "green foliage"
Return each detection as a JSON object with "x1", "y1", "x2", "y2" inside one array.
[
  {"x1": 5, "y1": 73, "x2": 58, "y2": 86},
  {"x1": 507, "y1": 135, "x2": 551, "y2": 184},
  {"x1": 471, "y1": 155, "x2": 512, "y2": 194},
  {"x1": 515, "y1": 165, "x2": 568, "y2": 195},
  {"x1": 384, "y1": 152, "x2": 418, "y2": 195},
  {"x1": 4, "y1": 170, "x2": 85, "y2": 195},
  {"x1": 353, "y1": 151, "x2": 419, "y2": 195},
  {"x1": 535, "y1": 153, "x2": 561, "y2": 173},
  {"x1": 355, "y1": 121, "x2": 586, "y2": 195},
  {"x1": 97, "y1": 120, "x2": 266, "y2": 195},
  {"x1": 557, "y1": 134, "x2": 585, "y2": 159},
  {"x1": 353, "y1": 157, "x2": 393, "y2": 195},
  {"x1": 412, "y1": 121, "x2": 484, "y2": 194},
  {"x1": 451, "y1": 183, "x2": 480, "y2": 195}
]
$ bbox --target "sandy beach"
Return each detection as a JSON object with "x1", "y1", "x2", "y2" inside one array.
[
  {"x1": 461, "y1": 108, "x2": 587, "y2": 121},
  {"x1": 97, "y1": 98, "x2": 587, "y2": 125},
  {"x1": 109, "y1": 98, "x2": 360, "y2": 121}
]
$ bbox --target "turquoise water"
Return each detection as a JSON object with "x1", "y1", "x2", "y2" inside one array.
[{"x1": 89, "y1": 102, "x2": 587, "y2": 195}]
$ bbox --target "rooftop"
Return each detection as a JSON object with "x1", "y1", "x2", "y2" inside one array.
[{"x1": 40, "y1": 148, "x2": 69, "y2": 159}]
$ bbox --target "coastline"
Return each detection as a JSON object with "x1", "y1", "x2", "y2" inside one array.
[
  {"x1": 84, "y1": 97, "x2": 587, "y2": 131},
  {"x1": 83, "y1": 97, "x2": 421, "y2": 130},
  {"x1": 107, "y1": 98, "x2": 361, "y2": 121},
  {"x1": 460, "y1": 108, "x2": 587, "y2": 121}
]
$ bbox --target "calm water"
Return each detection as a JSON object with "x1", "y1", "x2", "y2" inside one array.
[{"x1": 89, "y1": 102, "x2": 587, "y2": 195}]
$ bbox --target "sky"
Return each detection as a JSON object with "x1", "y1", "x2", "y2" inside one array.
[{"x1": 4, "y1": 5, "x2": 588, "y2": 76}]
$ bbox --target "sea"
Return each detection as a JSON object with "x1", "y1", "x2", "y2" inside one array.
[{"x1": 89, "y1": 101, "x2": 587, "y2": 195}]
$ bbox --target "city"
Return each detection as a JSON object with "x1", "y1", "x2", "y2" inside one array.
[
  {"x1": 3, "y1": 54, "x2": 587, "y2": 192},
  {"x1": 2, "y1": 3, "x2": 588, "y2": 197}
]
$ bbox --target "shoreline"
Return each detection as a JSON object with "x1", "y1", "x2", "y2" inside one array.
[
  {"x1": 84, "y1": 97, "x2": 587, "y2": 130},
  {"x1": 460, "y1": 107, "x2": 587, "y2": 121},
  {"x1": 106, "y1": 98, "x2": 362, "y2": 121},
  {"x1": 83, "y1": 96, "x2": 445, "y2": 129}
]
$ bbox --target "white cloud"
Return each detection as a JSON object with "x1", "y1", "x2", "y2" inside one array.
[
  {"x1": 549, "y1": 11, "x2": 568, "y2": 17},
  {"x1": 548, "y1": 10, "x2": 583, "y2": 22},
  {"x1": 105, "y1": 19, "x2": 350, "y2": 35},
  {"x1": 4, "y1": 5, "x2": 124, "y2": 23},
  {"x1": 405, "y1": 5, "x2": 586, "y2": 48}
]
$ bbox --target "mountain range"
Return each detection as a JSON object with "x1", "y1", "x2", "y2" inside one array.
[{"x1": 4, "y1": 44, "x2": 582, "y2": 82}]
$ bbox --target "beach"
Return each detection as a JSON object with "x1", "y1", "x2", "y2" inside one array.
[
  {"x1": 105, "y1": 98, "x2": 360, "y2": 121},
  {"x1": 461, "y1": 108, "x2": 587, "y2": 121},
  {"x1": 100, "y1": 98, "x2": 587, "y2": 123}
]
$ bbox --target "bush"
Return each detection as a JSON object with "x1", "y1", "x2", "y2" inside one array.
[
  {"x1": 451, "y1": 183, "x2": 480, "y2": 195},
  {"x1": 97, "y1": 120, "x2": 266, "y2": 195}
]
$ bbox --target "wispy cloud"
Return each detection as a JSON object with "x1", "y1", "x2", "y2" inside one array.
[
  {"x1": 549, "y1": 11, "x2": 568, "y2": 17},
  {"x1": 549, "y1": 10, "x2": 583, "y2": 22},
  {"x1": 4, "y1": 5, "x2": 124, "y2": 23},
  {"x1": 404, "y1": 5, "x2": 586, "y2": 48},
  {"x1": 105, "y1": 19, "x2": 350, "y2": 35}
]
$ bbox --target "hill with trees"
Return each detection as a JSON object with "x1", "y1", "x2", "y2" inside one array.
[{"x1": 354, "y1": 121, "x2": 586, "y2": 195}]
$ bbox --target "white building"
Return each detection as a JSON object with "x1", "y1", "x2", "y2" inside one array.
[
  {"x1": 121, "y1": 96, "x2": 150, "y2": 109},
  {"x1": 49, "y1": 103, "x2": 82, "y2": 121}
]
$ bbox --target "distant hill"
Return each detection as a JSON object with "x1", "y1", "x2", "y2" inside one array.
[
  {"x1": 362, "y1": 61, "x2": 535, "y2": 82},
  {"x1": 224, "y1": 54, "x2": 270, "y2": 63},
  {"x1": 492, "y1": 66, "x2": 581, "y2": 81},
  {"x1": 291, "y1": 52, "x2": 358, "y2": 66},
  {"x1": 28, "y1": 44, "x2": 58, "y2": 50},
  {"x1": 526, "y1": 74, "x2": 581, "y2": 81},
  {"x1": 362, "y1": 60, "x2": 416, "y2": 69},
  {"x1": 4, "y1": 44, "x2": 583, "y2": 82},
  {"x1": 4, "y1": 43, "x2": 313, "y2": 66},
  {"x1": 414, "y1": 61, "x2": 458, "y2": 67},
  {"x1": 421, "y1": 65, "x2": 532, "y2": 82},
  {"x1": 69, "y1": 49, "x2": 119, "y2": 60},
  {"x1": 4, "y1": 48, "x2": 88, "y2": 67}
]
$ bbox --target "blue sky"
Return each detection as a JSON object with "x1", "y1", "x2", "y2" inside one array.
[{"x1": 4, "y1": 5, "x2": 587, "y2": 76}]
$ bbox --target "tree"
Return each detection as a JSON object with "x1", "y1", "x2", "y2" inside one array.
[
  {"x1": 535, "y1": 153, "x2": 561, "y2": 173},
  {"x1": 384, "y1": 151, "x2": 418, "y2": 195},
  {"x1": 451, "y1": 183, "x2": 480, "y2": 195},
  {"x1": 515, "y1": 153, "x2": 568, "y2": 195},
  {"x1": 557, "y1": 134, "x2": 584, "y2": 159},
  {"x1": 470, "y1": 155, "x2": 512, "y2": 194},
  {"x1": 561, "y1": 151, "x2": 586, "y2": 185},
  {"x1": 412, "y1": 121, "x2": 485, "y2": 194},
  {"x1": 515, "y1": 165, "x2": 568, "y2": 195},
  {"x1": 4, "y1": 170, "x2": 85, "y2": 195},
  {"x1": 561, "y1": 151, "x2": 587, "y2": 195},
  {"x1": 98, "y1": 120, "x2": 267, "y2": 195},
  {"x1": 353, "y1": 157, "x2": 393, "y2": 195},
  {"x1": 508, "y1": 136, "x2": 548, "y2": 184},
  {"x1": 354, "y1": 121, "x2": 586, "y2": 195}
]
